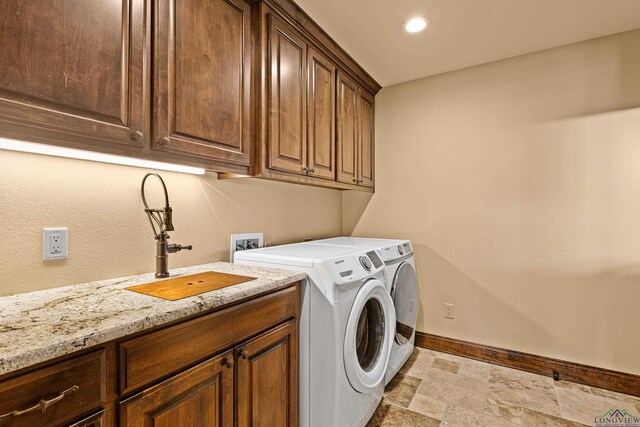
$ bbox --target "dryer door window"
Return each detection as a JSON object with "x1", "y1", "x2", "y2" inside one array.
[
  {"x1": 344, "y1": 279, "x2": 395, "y2": 393},
  {"x1": 391, "y1": 262, "x2": 419, "y2": 345}
]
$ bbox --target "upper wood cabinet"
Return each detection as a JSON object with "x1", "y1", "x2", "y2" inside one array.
[
  {"x1": 307, "y1": 47, "x2": 336, "y2": 181},
  {"x1": 229, "y1": 3, "x2": 378, "y2": 191},
  {"x1": 336, "y1": 71, "x2": 359, "y2": 185},
  {"x1": 0, "y1": 0, "x2": 148, "y2": 150},
  {"x1": 358, "y1": 89, "x2": 375, "y2": 188},
  {"x1": 265, "y1": 15, "x2": 338, "y2": 182},
  {"x1": 153, "y1": 0, "x2": 251, "y2": 166},
  {"x1": 337, "y1": 72, "x2": 375, "y2": 189},
  {"x1": 267, "y1": 15, "x2": 308, "y2": 175},
  {"x1": 0, "y1": 0, "x2": 378, "y2": 186}
]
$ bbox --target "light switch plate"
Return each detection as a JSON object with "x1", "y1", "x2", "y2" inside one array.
[
  {"x1": 43, "y1": 227, "x2": 68, "y2": 260},
  {"x1": 230, "y1": 232, "x2": 264, "y2": 262}
]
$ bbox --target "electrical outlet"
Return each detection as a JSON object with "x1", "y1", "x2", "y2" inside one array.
[
  {"x1": 230, "y1": 232, "x2": 264, "y2": 262},
  {"x1": 43, "y1": 227, "x2": 68, "y2": 260},
  {"x1": 444, "y1": 303, "x2": 455, "y2": 319}
]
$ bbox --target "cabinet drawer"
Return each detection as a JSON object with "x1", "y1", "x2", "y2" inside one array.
[
  {"x1": 119, "y1": 285, "x2": 298, "y2": 394},
  {"x1": 0, "y1": 350, "x2": 105, "y2": 427}
]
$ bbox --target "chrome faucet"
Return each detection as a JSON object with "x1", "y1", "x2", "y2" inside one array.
[{"x1": 141, "y1": 173, "x2": 192, "y2": 278}]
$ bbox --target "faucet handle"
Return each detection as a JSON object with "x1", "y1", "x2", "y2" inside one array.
[{"x1": 167, "y1": 244, "x2": 193, "y2": 254}]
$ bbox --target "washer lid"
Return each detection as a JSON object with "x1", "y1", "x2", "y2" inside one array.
[
  {"x1": 343, "y1": 279, "x2": 395, "y2": 393},
  {"x1": 234, "y1": 242, "x2": 363, "y2": 267},
  {"x1": 391, "y1": 262, "x2": 419, "y2": 345}
]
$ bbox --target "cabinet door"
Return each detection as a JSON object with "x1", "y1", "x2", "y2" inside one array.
[
  {"x1": 0, "y1": 0, "x2": 147, "y2": 149},
  {"x1": 267, "y1": 15, "x2": 308, "y2": 175},
  {"x1": 236, "y1": 320, "x2": 298, "y2": 427},
  {"x1": 358, "y1": 89, "x2": 375, "y2": 188},
  {"x1": 120, "y1": 351, "x2": 234, "y2": 427},
  {"x1": 307, "y1": 47, "x2": 336, "y2": 180},
  {"x1": 68, "y1": 411, "x2": 105, "y2": 427},
  {"x1": 154, "y1": 0, "x2": 251, "y2": 165},
  {"x1": 336, "y1": 71, "x2": 359, "y2": 185}
]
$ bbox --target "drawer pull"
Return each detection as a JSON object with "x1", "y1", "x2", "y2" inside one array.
[{"x1": 0, "y1": 385, "x2": 79, "y2": 422}]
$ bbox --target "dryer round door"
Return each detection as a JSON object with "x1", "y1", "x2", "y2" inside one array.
[
  {"x1": 344, "y1": 279, "x2": 395, "y2": 393},
  {"x1": 391, "y1": 262, "x2": 419, "y2": 345}
]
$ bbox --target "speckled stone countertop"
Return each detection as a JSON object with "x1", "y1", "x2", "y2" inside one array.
[{"x1": 0, "y1": 262, "x2": 306, "y2": 376}]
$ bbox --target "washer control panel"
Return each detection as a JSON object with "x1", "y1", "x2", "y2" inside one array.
[
  {"x1": 324, "y1": 250, "x2": 385, "y2": 285},
  {"x1": 379, "y1": 241, "x2": 413, "y2": 262}
]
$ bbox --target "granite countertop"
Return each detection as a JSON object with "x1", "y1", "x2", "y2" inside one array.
[{"x1": 0, "y1": 262, "x2": 306, "y2": 376}]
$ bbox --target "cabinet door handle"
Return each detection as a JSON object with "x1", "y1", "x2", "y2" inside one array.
[
  {"x1": 0, "y1": 385, "x2": 79, "y2": 422},
  {"x1": 131, "y1": 131, "x2": 144, "y2": 142},
  {"x1": 352, "y1": 178, "x2": 358, "y2": 183},
  {"x1": 239, "y1": 349, "x2": 249, "y2": 359},
  {"x1": 222, "y1": 357, "x2": 234, "y2": 368},
  {"x1": 159, "y1": 136, "x2": 171, "y2": 146},
  {"x1": 308, "y1": 168, "x2": 315, "y2": 174},
  {"x1": 301, "y1": 166, "x2": 309, "y2": 175}
]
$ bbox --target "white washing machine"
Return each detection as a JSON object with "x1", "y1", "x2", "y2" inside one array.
[
  {"x1": 234, "y1": 243, "x2": 396, "y2": 427},
  {"x1": 310, "y1": 237, "x2": 419, "y2": 384}
]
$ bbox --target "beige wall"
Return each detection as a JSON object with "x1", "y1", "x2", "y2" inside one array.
[
  {"x1": 0, "y1": 152, "x2": 342, "y2": 295},
  {"x1": 344, "y1": 29, "x2": 640, "y2": 374}
]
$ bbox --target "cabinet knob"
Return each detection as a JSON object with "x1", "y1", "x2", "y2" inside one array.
[
  {"x1": 159, "y1": 136, "x2": 171, "y2": 146},
  {"x1": 352, "y1": 178, "x2": 358, "y2": 183},
  {"x1": 131, "y1": 131, "x2": 144, "y2": 142},
  {"x1": 222, "y1": 357, "x2": 234, "y2": 368},
  {"x1": 239, "y1": 349, "x2": 249, "y2": 359},
  {"x1": 308, "y1": 168, "x2": 315, "y2": 174},
  {"x1": 301, "y1": 166, "x2": 309, "y2": 175}
]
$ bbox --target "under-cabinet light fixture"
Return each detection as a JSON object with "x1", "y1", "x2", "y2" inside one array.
[{"x1": 0, "y1": 137, "x2": 206, "y2": 175}]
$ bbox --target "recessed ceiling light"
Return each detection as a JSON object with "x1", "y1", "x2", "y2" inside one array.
[{"x1": 404, "y1": 17, "x2": 430, "y2": 33}]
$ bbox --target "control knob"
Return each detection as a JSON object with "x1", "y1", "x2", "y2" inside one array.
[{"x1": 359, "y1": 256, "x2": 372, "y2": 271}]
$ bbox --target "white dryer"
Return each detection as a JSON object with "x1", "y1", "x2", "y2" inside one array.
[
  {"x1": 234, "y1": 243, "x2": 396, "y2": 427},
  {"x1": 309, "y1": 237, "x2": 419, "y2": 384}
]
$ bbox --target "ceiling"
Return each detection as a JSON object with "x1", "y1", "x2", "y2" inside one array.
[{"x1": 294, "y1": 0, "x2": 640, "y2": 87}]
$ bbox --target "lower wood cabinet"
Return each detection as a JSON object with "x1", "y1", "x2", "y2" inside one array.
[
  {"x1": 120, "y1": 350, "x2": 234, "y2": 427},
  {"x1": 69, "y1": 411, "x2": 106, "y2": 427},
  {"x1": 0, "y1": 350, "x2": 105, "y2": 427},
  {"x1": 120, "y1": 319, "x2": 297, "y2": 427},
  {"x1": 0, "y1": 284, "x2": 300, "y2": 427},
  {"x1": 236, "y1": 320, "x2": 298, "y2": 427}
]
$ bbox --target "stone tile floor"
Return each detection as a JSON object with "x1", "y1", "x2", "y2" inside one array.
[{"x1": 367, "y1": 348, "x2": 640, "y2": 426}]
